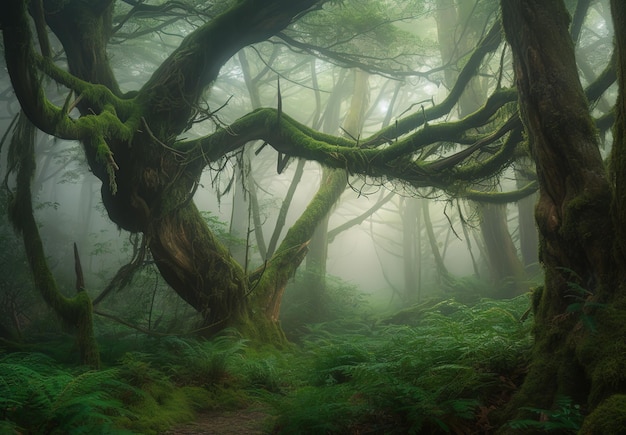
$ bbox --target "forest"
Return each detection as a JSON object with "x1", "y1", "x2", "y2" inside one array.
[{"x1": 0, "y1": 0, "x2": 624, "y2": 433}]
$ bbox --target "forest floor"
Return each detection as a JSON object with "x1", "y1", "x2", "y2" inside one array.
[{"x1": 162, "y1": 407, "x2": 272, "y2": 435}]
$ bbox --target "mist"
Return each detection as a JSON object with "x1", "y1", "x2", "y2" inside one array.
[{"x1": 0, "y1": 0, "x2": 618, "y2": 433}]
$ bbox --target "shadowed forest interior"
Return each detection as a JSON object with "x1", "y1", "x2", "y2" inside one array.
[{"x1": 1, "y1": 0, "x2": 625, "y2": 433}]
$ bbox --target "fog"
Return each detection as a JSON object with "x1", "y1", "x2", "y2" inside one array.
[
  {"x1": 2, "y1": 2, "x2": 622, "y2": 433},
  {"x1": 0, "y1": 0, "x2": 540, "y2": 314},
  {"x1": 1, "y1": 0, "x2": 613, "y2": 330}
]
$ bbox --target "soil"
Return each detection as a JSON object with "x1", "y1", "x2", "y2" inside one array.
[{"x1": 162, "y1": 408, "x2": 272, "y2": 435}]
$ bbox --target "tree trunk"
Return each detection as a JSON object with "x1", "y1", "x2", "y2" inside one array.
[
  {"x1": 501, "y1": 1, "x2": 623, "y2": 430},
  {"x1": 13, "y1": 0, "x2": 324, "y2": 339},
  {"x1": 478, "y1": 202, "x2": 527, "y2": 297},
  {"x1": 401, "y1": 198, "x2": 421, "y2": 302},
  {"x1": 422, "y1": 200, "x2": 451, "y2": 287},
  {"x1": 435, "y1": 0, "x2": 526, "y2": 294},
  {"x1": 304, "y1": 69, "x2": 369, "y2": 311},
  {"x1": 9, "y1": 113, "x2": 100, "y2": 367}
]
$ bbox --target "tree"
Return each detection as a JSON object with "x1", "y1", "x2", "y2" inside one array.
[
  {"x1": 2, "y1": 10, "x2": 622, "y2": 431},
  {"x1": 0, "y1": 1, "x2": 556, "y2": 331},
  {"x1": 499, "y1": 0, "x2": 626, "y2": 430}
]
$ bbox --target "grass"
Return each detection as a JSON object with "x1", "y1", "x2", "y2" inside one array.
[{"x1": 0, "y1": 292, "x2": 535, "y2": 434}]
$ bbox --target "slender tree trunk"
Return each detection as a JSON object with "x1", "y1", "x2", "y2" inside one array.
[
  {"x1": 422, "y1": 200, "x2": 451, "y2": 287},
  {"x1": 305, "y1": 69, "x2": 369, "y2": 310},
  {"x1": 435, "y1": 0, "x2": 526, "y2": 293},
  {"x1": 516, "y1": 159, "x2": 539, "y2": 274},
  {"x1": 478, "y1": 202, "x2": 527, "y2": 296},
  {"x1": 9, "y1": 113, "x2": 100, "y2": 367},
  {"x1": 401, "y1": 198, "x2": 421, "y2": 302}
]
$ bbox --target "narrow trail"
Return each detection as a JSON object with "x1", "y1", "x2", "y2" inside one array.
[{"x1": 163, "y1": 408, "x2": 272, "y2": 435}]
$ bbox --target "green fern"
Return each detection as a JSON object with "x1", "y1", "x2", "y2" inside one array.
[
  {"x1": 157, "y1": 333, "x2": 248, "y2": 386},
  {"x1": 507, "y1": 395, "x2": 583, "y2": 432},
  {"x1": 266, "y1": 295, "x2": 532, "y2": 434},
  {"x1": 0, "y1": 352, "x2": 132, "y2": 434}
]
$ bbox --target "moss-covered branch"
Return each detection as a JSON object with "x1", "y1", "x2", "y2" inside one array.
[
  {"x1": 138, "y1": 0, "x2": 324, "y2": 134},
  {"x1": 1, "y1": 0, "x2": 142, "y2": 193},
  {"x1": 456, "y1": 181, "x2": 538, "y2": 203},
  {"x1": 251, "y1": 167, "x2": 348, "y2": 323},
  {"x1": 179, "y1": 87, "x2": 517, "y2": 189}
]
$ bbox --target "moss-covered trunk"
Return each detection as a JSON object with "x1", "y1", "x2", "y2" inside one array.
[
  {"x1": 9, "y1": 113, "x2": 100, "y2": 367},
  {"x1": 501, "y1": 0, "x2": 626, "y2": 431},
  {"x1": 249, "y1": 167, "x2": 348, "y2": 340},
  {"x1": 22, "y1": 0, "x2": 324, "y2": 340}
]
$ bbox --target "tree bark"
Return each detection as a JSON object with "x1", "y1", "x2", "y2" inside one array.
[
  {"x1": 478, "y1": 202, "x2": 527, "y2": 297},
  {"x1": 9, "y1": 113, "x2": 100, "y2": 367},
  {"x1": 501, "y1": 0, "x2": 622, "y2": 429}
]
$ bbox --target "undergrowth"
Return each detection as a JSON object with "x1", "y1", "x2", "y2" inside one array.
[
  {"x1": 267, "y1": 295, "x2": 533, "y2": 434},
  {"x1": 0, "y1": 352, "x2": 131, "y2": 434},
  {"x1": 0, "y1": 294, "x2": 534, "y2": 434}
]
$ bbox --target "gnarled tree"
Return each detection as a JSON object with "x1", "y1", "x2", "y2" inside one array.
[{"x1": 3, "y1": 5, "x2": 626, "y2": 428}]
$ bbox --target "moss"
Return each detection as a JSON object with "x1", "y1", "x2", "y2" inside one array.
[
  {"x1": 8, "y1": 113, "x2": 100, "y2": 367},
  {"x1": 580, "y1": 395, "x2": 626, "y2": 434},
  {"x1": 560, "y1": 187, "x2": 612, "y2": 246},
  {"x1": 577, "y1": 295, "x2": 626, "y2": 406},
  {"x1": 121, "y1": 384, "x2": 204, "y2": 434}
]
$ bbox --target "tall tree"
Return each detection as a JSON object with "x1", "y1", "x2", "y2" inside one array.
[
  {"x1": 500, "y1": 0, "x2": 625, "y2": 430},
  {"x1": 436, "y1": 0, "x2": 527, "y2": 295}
]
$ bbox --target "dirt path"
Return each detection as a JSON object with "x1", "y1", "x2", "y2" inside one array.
[{"x1": 162, "y1": 408, "x2": 272, "y2": 435}]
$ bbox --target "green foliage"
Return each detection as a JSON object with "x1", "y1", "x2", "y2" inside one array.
[
  {"x1": 150, "y1": 333, "x2": 248, "y2": 387},
  {"x1": 280, "y1": 272, "x2": 373, "y2": 340},
  {"x1": 240, "y1": 356, "x2": 283, "y2": 393},
  {"x1": 267, "y1": 295, "x2": 533, "y2": 434},
  {"x1": 0, "y1": 352, "x2": 131, "y2": 434},
  {"x1": 268, "y1": 385, "x2": 366, "y2": 434},
  {"x1": 0, "y1": 292, "x2": 532, "y2": 434},
  {"x1": 292, "y1": 0, "x2": 432, "y2": 74},
  {"x1": 113, "y1": 348, "x2": 210, "y2": 433},
  {"x1": 558, "y1": 267, "x2": 607, "y2": 333},
  {"x1": 201, "y1": 210, "x2": 245, "y2": 249},
  {"x1": 507, "y1": 395, "x2": 583, "y2": 432}
]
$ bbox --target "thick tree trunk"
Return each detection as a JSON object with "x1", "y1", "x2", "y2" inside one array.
[
  {"x1": 501, "y1": 1, "x2": 624, "y2": 430},
  {"x1": 148, "y1": 199, "x2": 249, "y2": 332},
  {"x1": 19, "y1": 0, "x2": 325, "y2": 339}
]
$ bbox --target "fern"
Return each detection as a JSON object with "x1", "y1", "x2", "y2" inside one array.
[
  {"x1": 161, "y1": 333, "x2": 248, "y2": 386},
  {"x1": 507, "y1": 395, "x2": 583, "y2": 432},
  {"x1": 267, "y1": 385, "x2": 366, "y2": 434},
  {"x1": 0, "y1": 352, "x2": 133, "y2": 434},
  {"x1": 266, "y1": 296, "x2": 532, "y2": 434}
]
